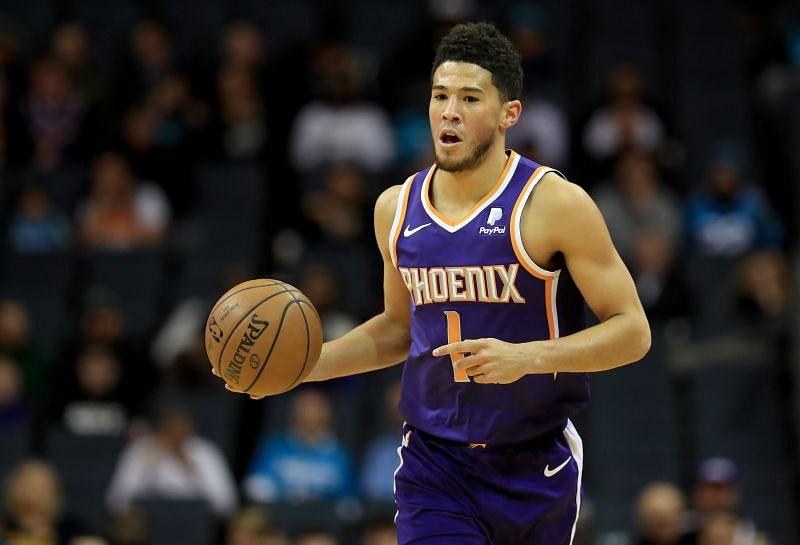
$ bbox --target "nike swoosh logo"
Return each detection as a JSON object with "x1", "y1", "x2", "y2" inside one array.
[
  {"x1": 403, "y1": 223, "x2": 432, "y2": 237},
  {"x1": 544, "y1": 456, "x2": 572, "y2": 477}
]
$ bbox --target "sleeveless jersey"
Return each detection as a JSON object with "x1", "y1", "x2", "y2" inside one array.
[{"x1": 389, "y1": 150, "x2": 590, "y2": 446}]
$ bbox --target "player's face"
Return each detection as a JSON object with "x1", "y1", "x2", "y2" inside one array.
[{"x1": 429, "y1": 61, "x2": 505, "y2": 173}]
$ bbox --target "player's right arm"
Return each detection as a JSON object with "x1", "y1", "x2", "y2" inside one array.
[{"x1": 302, "y1": 185, "x2": 412, "y2": 382}]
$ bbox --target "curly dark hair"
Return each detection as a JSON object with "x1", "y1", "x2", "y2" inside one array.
[{"x1": 432, "y1": 22, "x2": 523, "y2": 102}]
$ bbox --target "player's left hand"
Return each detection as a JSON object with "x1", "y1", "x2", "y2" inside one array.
[{"x1": 432, "y1": 338, "x2": 537, "y2": 384}]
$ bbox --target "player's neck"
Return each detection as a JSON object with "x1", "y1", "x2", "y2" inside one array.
[{"x1": 434, "y1": 145, "x2": 510, "y2": 208}]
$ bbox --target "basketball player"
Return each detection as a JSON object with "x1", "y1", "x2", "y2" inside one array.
[{"x1": 225, "y1": 22, "x2": 650, "y2": 545}]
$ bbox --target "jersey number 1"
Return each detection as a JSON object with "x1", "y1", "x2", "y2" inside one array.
[{"x1": 443, "y1": 311, "x2": 469, "y2": 382}]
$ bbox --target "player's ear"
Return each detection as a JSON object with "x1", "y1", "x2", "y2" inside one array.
[{"x1": 500, "y1": 99, "x2": 522, "y2": 130}]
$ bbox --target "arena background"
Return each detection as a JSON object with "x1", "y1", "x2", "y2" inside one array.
[{"x1": 0, "y1": 0, "x2": 798, "y2": 544}]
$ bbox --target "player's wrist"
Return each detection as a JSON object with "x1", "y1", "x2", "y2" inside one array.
[{"x1": 526, "y1": 340, "x2": 554, "y2": 374}]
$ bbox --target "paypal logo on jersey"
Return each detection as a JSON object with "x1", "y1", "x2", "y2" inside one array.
[{"x1": 479, "y1": 207, "x2": 506, "y2": 235}]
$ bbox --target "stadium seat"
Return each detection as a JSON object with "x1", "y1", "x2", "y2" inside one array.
[
  {"x1": 45, "y1": 425, "x2": 126, "y2": 533},
  {"x1": 0, "y1": 250, "x2": 75, "y2": 358},
  {"x1": 135, "y1": 498, "x2": 218, "y2": 545},
  {"x1": 82, "y1": 250, "x2": 167, "y2": 343},
  {"x1": 0, "y1": 428, "x2": 32, "y2": 482}
]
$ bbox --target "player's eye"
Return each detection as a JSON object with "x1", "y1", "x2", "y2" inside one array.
[
  {"x1": 464, "y1": 96, "x2": 479, "y2": 103},
  {"x1": 433, "y1": 93, "x2": 447, "y2": 100}
]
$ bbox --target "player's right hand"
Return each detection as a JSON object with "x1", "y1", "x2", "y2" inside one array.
[{"x1": 211, "y1": 366, "x2": 266, "y2": 400}]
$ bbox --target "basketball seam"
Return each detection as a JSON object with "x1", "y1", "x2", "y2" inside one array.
[
  {"x1": 284, "y1": 293, "x2": 312, "y2": 391},
  {"x1": 242, "y1": 297, "x2": 299, "y2": 393},
  {"x1": 213, "y1": 285, "x2": 293, "y2": 375},
  {"x1": 207, "y1": 279, "x2": 284, "y2": 318},
  {"x1": 288, "y1": 299, "x2": 320, "y2": 389}
]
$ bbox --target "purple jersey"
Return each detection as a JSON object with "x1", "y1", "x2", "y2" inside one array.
[{"x1": 390, "y1": 151, "x2": 590, "y2": 446}]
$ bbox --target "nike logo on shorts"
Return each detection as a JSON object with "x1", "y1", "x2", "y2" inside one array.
[
  {"x1": 544, "y1": 456, "x2": 572, "y2": 477},
  {"x1": 404, "y1": 223, "x2": 432, "y2": 237}
]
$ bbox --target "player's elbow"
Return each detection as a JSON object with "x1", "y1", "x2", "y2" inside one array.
[{"x1": 632, "y1": 316, "x2": 651, "y2": 362}]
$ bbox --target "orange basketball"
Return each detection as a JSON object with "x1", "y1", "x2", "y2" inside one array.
[{"x1": 205, "y1": 279, "x2": 323, "y2": 397}]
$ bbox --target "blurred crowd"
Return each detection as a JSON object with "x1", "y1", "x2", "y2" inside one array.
[{"x1": 0, "y1": 0, "x2": 799, "y2": 544}]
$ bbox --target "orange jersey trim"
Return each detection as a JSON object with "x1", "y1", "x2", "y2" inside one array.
[{"x1": 423, "y1": 151, "x2": 518, "y2": 227}]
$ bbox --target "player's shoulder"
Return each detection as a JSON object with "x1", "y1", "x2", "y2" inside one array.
[
  {"x1": 374, "y1": 171, "x2": 418, "y2": 219},
  {"x1": 529, "y1": 170, "x2": 595, "y2": 217},
  {"x1": 524, "y1": 170, "x2": 610, "y2": 251},
  {"x1": 375, "y1": 184, "x2": 404, "y2": 216}
]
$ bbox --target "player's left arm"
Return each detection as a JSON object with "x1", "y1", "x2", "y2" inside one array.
[{"x1": 434, "y1": 173, "x2": 651, "y2": 383}]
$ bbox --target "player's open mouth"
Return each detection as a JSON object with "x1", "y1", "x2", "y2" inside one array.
[{"x1": 439, "y1": 130, "x2": 462, "y2": 148}]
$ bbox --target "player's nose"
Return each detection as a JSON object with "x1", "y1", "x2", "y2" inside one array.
[{"x1": 441, "y1": 96, "x2": 461, "y2": 121}]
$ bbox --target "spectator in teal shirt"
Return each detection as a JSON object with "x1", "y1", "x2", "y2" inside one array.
[{"x1": 244, "y1": 389, "x2": 356, "y2": 502}]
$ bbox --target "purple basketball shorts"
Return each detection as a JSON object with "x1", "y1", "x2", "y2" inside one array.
[{"x1": 393, "y1": 421, "x2": 584, "y2": 545}]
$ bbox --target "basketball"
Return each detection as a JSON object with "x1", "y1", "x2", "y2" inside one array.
[{"x1": 205, "y1": 279, "x2": 323, "y2": 397}]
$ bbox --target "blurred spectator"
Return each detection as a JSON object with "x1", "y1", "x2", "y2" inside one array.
[
  {"x1": 582, "y1": 63, "x2": 667, "y2": 168},
  {"x1": 593, "y1": 149, "x2": 682, "y2": 263},
  {"x1": 0, "y1": 300, "x2": 45, "y2": 400},
  {"x1": 505, "y1": 2, "x2": 559, "y2": 93},
  {"x1": 211, "y1": 65, "x2": 266, "y2": 160},
  {"x1": 290, "y1": 45, "x2": 394, "y2": 173},
  {"x1": 162, "y1": 323, "x2": 219, "y2": 388},
  {"x1": 70, "y1": 537, "x2": 109, "y2": 545},
  {"x1": 24, "y1": 56, "x2": 88, "y2": 169},
  {"x1": 631, "y1": 228, "x2": 689, "y2": 322},
  {"x1": 121, "y1": 104, "x2": 161, "y2": 170},
  {"x1": 47, "y1": 345, "x2": 132, "y2": 436},
  {"x1": 149, "y1": 262, "x2": 254, "y2": 376},
  {"x1": 293, "y1": 530, "x2": 338, "y2": 545},
  {"x1": 392, "y1": 104, "x2": 434, "y2": 169},
  {"x1": 696, "y1": 511, "x2": 736, "y2": 545},
  {"x1": 361, "y1": 518, "x2": 397, "y2": 545},
  {"x1": 225, "y1": 506, "x2": 289, "y2": 545},
  {"x1": 298, "y1": 262, "x2": 358, "y2": 342},
  {"x1": 55, "y1": 289, "x2": 156, "y2": 406},
  {"x1": 221, "y1": 21, "x2": 267, "y2": 77},
  {"x1": 0, "y1": 355, "x2": 29, "y2": 429},
  {"x1": 503, "y1": 3, "x2": 568, "y2": 168},
  {"x1": 0, "y1": 459, "x2": 85, "y2": 545},
  {"x1": 118, "y1": 20, "x2": 175, "y2": 105},
  {"x1": 302, "y1": 162, "x2": 368, "y2": 237},
  {"x1": 121, "y1": 104, "x2": 190, "y2": 217},
  {"x1": 506, "y1": 96, "x2": 569, "y2": 169},
  {"x1": 685, "y1": 144, "x2": 783, "y2": 259},
  {"x1": 144, "y1": 73, "x2": 209, "y2": 151},
  {"x1": 105, "y1": 508, "x2": 148, "y2": 545},
  {"x1": 106, "y1": 407, "x2": 237, "y2": 516},
  {"x1": 379, "y1": 0, "x2": 474, "y2": 111},
  {"x1": 50, "y1": 23, "x2": 108, "y2": 106},
  {"x1": 8, "y1": 183, "x2": 72, "y2": 253},
  {"x1": 77, "y1": 151, "x2": 171, "y2": 250},
  {"x1": 244, "y1": 389, "x2": 357, "y2": 503},
  {"x1": 360, "y1": 381, "x2": 402, "y2": 501},
  {"x1": 696, "y1": 510, "x2": 767, "y2": 545},
  {"x1": 733, "y1": 251, "x2": 793, "y2": 328},
  {"x1": 634, "y1": 481, "x2": 692, "y2": 545},
  {"x1": 686, "y1": 457, "x2": 767, "y2": 545},
  {"x1": 300, "y1": 163, "x2": 379, "y2": 318}
]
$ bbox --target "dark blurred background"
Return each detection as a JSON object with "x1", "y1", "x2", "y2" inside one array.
[{"x1": 0, "y1": 0, "x2": 798, "y2": 544}]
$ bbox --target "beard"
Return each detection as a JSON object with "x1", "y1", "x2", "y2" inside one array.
[{"x1": 435, "y1": 131, "x2": 496, "y2": 173}]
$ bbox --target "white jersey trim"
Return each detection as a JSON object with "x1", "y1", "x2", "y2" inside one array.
[
  {"x1": 392, "y1": 424, "x2": 409, "y2": 524},
  {"x1": 388, "y1": 175, "x2": 415, "y2": 268},
  {"x1": 563, "y1": 420, "x2": 584, "y2": 545},
  {"x1": 510, "y1": 166, "x2": 565, "y2": 279}
]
